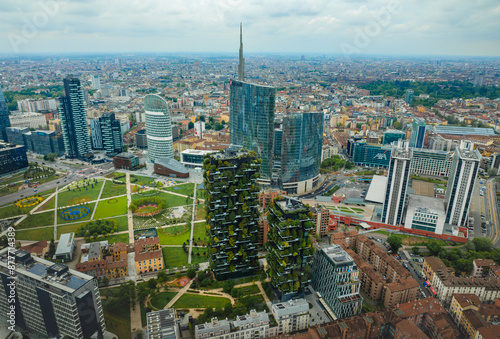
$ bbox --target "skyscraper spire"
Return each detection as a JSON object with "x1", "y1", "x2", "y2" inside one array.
[{"x1": 238, "y1": 22, "x2": 245, "y2": 81}]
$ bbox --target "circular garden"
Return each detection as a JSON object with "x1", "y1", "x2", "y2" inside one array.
[
  {"x1": 15, "y1": 196, "x2": 44, "y2": 208},
  {"x1": 130, "y1": 196, "x2": 166, "y2": 217},
  {"x1": 60, "y1": 206, "x2": 90, "y2": 221}
]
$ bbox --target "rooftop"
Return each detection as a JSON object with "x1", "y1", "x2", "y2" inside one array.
[
  {"x1": 55, "y1": 233, "x2": 74, "y2": 255},
  {"x1": 321, "y1": 244, "x2": 354, "y2": 265},
  {"x1": 154, "y1": 157, "x2": 189, "y2": 174}
]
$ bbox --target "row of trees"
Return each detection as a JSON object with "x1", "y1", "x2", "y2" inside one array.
[
  {"x1": 321, "y1": 155, "x2": 354, "y2": 172},
  {"x1": 75, "y1": 219, "x2": 118, "y2": 238}
]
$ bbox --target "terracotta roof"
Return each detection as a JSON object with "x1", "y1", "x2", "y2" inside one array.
[
  {"x1": 474, "y1": 259, "x2": 496, "y2": 267},
  {"x1": 453, "y1": 294, "x2": 481, "y2": 308},
  {"x1": 135, "y1": 249, "x2": 162, "y2": 262},
  {"x1": 20, "y1": 240, "x2": 48, "y2": 255},
  {"x1": 463, "y1": 309, "x2": 488, "y2": 330}
]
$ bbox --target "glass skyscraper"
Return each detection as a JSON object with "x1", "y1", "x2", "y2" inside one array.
[
  {"x1": 229, "y1": 80, "x2": 276, "y2": 184},
  {"x1": 99, "y1": 113, "x2": 123, "y2": 156},
  {"x1": 59, "y1": 76, "x2": 93, "y2": 161},
  {"x1": 409, "y1": 118, "x2": 426, "y2": 148},
  {"x1": 0, "y1": 85, "x2": 11, "y2": 142},
  {"x1": 144, "y1": 94, "x2": 173, "y2": 162},
  {"x1": 280, "y1": 112, "x2": 323, "y2": 194}
]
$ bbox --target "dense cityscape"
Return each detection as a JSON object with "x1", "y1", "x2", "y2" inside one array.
[{"x1": 1, "y1": 3, "x2": 500, "y2": 338}]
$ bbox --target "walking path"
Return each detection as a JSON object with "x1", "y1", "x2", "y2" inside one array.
[
  {"x1": 126, "y1": 173, "x2": 134, "y2": 243},
  {"x1": 164, "y1": 279, "x2": 194, "y2": 309},
  {"x1": 90, "y1": 180, "x2": 106, "y2": 220},
  {"x1": 188, "y1": 183, "x2": 198, "y2": 264},
  {"x1": 53, "y1": 186, "x2": 58, "y2": 240}
]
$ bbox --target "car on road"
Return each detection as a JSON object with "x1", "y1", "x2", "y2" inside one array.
[
  {"x1": 20, "y1": 195, "x2": 23, "y2": 197},
  {"x1": 33, "y1": 189, "x2": 37, "y2": 192}
]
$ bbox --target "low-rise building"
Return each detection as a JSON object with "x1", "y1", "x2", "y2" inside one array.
[
  {"x1": 135, "y1": 237, "x2": 163, "y2": 274},
  {"x1": 473, "y1": 259, "x2": 497, "y2": 277},
  {"x1": 113, "y1": 152, "x2": 139, "y2": 170},
  {"x1": 0, "y1": 142, "x2": 28, "y2": 175},
  {"x1": 270, "y1": 298, "x2": 309, "y2": 335},
  {"x1": 54, "y1": 232, "x2": 75, "y2": 261},
  {"x1": 154, "y1": 157, "x2": 189, "y2": 178},
  {"x1": 195, "y1": 310, "x2": 269, "y2": 339},
  {"x1": 146, "y1": 308, "x2": 178, "y2": 339},
  {"x1": 404, "y1": 194, "x2": 446, "y2": 235}
]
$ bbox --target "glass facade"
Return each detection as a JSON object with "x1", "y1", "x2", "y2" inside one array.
[
  {"x1": 382, "y1": 130, "x2": 405, "y2": 145},
  {"x1": 409, "y1": 118, "x2": 426, "y2": 148},
  {"x1": 144, "y1": 94, "x2": 173, "y2": 162},
  {"x1": 352, "y1": 141, "x2": 392, "y2": 168},
  {"x1": 229, "y1": 80, "x2": 276, "y2": 182},
  {"x1": 0, "y1": 145, "x2": 28, "y2": 175},
  {"x1": 280, "y1": 112, "x2": 323, "y2": 193},
  {"x1": 59, "y1": 76, "x2": 93, "y2": 161},
  {"x1": 0, "y1": 85, "x2": 10, "y2": 142},
  {"x1": 99, "y1": 113, "x2": 123, "y2": 156}
]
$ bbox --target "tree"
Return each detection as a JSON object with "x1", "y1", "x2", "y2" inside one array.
[
  {"x1": 412, "y1": 246, "x2": 420, "y2": 255},
  {"x1": 487, "y1": 168, "x2": 497, "y2": 177},
  {"x1": 101, "y1": 277, "x2": 109, "y2": 286},
  {"x1": 392, "y1": 121, "x2": 402, "y2": 129},
  {"x1": 426, "y1": 239, "x2": 444, "y2": 256},
  {"x1": 43, "y1": 153, "x2": 57, "y2": 162},
  {"x1": 472, "y1": 237, "x2": 493, "y2": 252},
  {"x1": 188, "y1": 121, "x2": 195, "y2": 129},
  {"x1": 199, "y1": 115, "x2": 205, "y2": 122},
  {"x1": 387, "y1": 234, "x2": 402, "y2": 253},
  {"x1": 186, "y1": 267, "x2": 197, "y2": 279}
]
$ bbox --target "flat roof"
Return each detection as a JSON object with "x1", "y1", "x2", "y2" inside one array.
[
  {"x1": 412, "y1": 180, "x2": 435, "y2": 197},
  {"x1": 434, "y1": 126, "x2": 495, "y2": 136},
  {"x1": 55, "y1": 233, "x2": 74, "y2": 255},
  {"x1": 365, "y1": 175, "x2": 387, "y2": 204},
  {"x1": 407, "y1": 194, "x2": 446, "y2": 213},
  {"x1": 321, "y1": 244, "x2": 354, "y2": 265}
]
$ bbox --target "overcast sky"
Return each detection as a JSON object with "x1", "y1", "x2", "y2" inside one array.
[{"x1": 1, "y1": 0, "x2": 499, "y2": 56}]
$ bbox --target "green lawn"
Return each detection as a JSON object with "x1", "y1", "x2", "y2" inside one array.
[
  {"x1": 158, "y1": 224, "x2": 190, "y2": 245},
  {"x1": 133, "y1": 175, "x2": 156, "y2": 185},
  {"x1": 195, "y1": 204, "x2": 206, "y2": 221},
  {"x1": 100, "y1": 180, "x2": 127, "y2": 199},
  {"x1": 162, "y1": 247, "x2": 189, "y2": 268},
  {"x1": 16, "y1": 226, "x2": 54, "y2": 241},
  {"x1": 132, "y1": 191, "x2": 193, "y2": 208},
  {"x1": 57, "y1": 180, "x2": 104, "y2": 207},
  {"x1": 233, "y1": 284, "x2": 261, "y2": 296},
  {"x1": 192, "y1": 222, "x2": 208, "y2": 245},
  {"x1": 150, "y1": 292, "x2": 179, "y2": 310},
  {"x1": 57, "y1": 202, "x2": 96, "y2": 224},
  {"x1": 196, "y1": 189, "x2": 205, "y2": 200},
  {"x1": 16, "y1": 211, "x2": 54, "y2": 229},
  {"x1": 39, "y1": 196, "x2": 55, "y2": 211},
  {"x1": 94, "y1": 196, "x2": 128, "y2": 219},
  {"x1": 103, "y1": 308, "x2": 131, "y2": 339},
  {"x1": 97, "y1": 233, "x2": 129, "y2": 244},
  {"x1": 173, "y1": 294, "x2": 230, "y2": 309},
  {"x1": 114, "y1": 216, "x2": 129, "y2": 232},
  {"x1": 0, "y1": 204, "x2": 26, "y2": 219},
  {"x1": 191, "y1": 247, "x2": 208, "y2": 265},
  {"x1": 164, "y1": 183, "x2": 194, "y2": 197},
  {"x1": 56, "y1": 215, "x2": 128, "y2": 237}
]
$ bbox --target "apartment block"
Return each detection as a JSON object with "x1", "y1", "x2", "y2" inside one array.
[
  {"x1": 270, "y1": 298, "x2": 309, "y2": 335},
  {"x1": 195, "y1": 310, "x2": 269, "y2": 339},
  {"x1": 135, "y1": 236, "x2": 163, "y2": 274}
]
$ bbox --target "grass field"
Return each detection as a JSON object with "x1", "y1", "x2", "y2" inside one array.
[
  {"x1": 192, "y1": 222, "x2": 208, "y2": 245},
  {"x1": 104, "y1": 308, "x2": 131, "y2": 339},
  {"x1": 0, "y1": 204, "x2": 26, "y2": 219},
  {"x1": 191, "y1": 247, "x2": 208, "y2": 265},
  {"x1": 196, "y1": 189, "x2": 205, "y2": 200},
  {"x1": 57, "y1": 202, "x2": 96, "y2": 224},
  {"x1": 98, "y1": 233, "x2": 129, "y2": 244},
  {"x1": 94, "y1": 196, "x2": 128, "y2": 219},
  {"x1": 150, "y1": 292, "x2": 179, "y2": 310},
  {"x1": 100, "y1": 180, "x2": 127, "y2": 199},
  {"x1": 132, "y1": 191, "x2": 192, "y2": 208},
  {"x1": 158, "y1": 224, "x2": 190, "y2": 245},
  {"x1": 195, "y1": 205, "x2": 206, "y2": 221},
  {"x1": 16, "y1": 211, "x2": 54, "y2": 229},
  {"x1": 38, "y1": 196, "x2": 55, "y2": 211},
  {"x1": 56, "y1": 215, "x2": 129, "y2": 237},
  {"x1": 162, "y1": 247, "x2": 189, "y2": 268},
  {"x1": 57, "y1": 180, "x2": 104, "y2": 207},
  {"x1": 233, "y1": 284, "x2": 260, "y2": 296},
  {"x1": 173, "y1": 294, "x2": 230, "y2": 309},
  {"x1": 17, "y1": 226, "x2": 54, "y2": 241},
  {"x1": 164, "y1": 183, "x2": 194, "y2": 197}
]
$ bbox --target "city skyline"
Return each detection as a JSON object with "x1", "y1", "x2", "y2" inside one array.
[{"x1": 1, "y1": 0, "x2": 499, "y2": 56}]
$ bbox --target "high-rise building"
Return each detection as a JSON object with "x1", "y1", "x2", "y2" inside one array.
[
  {"x1": 90, "y1": 119, "x2": 103, "y2": 149},
  {"x1": 382, "y1": 129, "x2": 405, "y2": 145},
  {"x1": 29, "y1": 130, "x2": 65, "y2": 156},
  {"x1": 410, "y1": 149, "x2": 452, "y2": 177},
  {"x1": 352, "y1": 141, "x2": 392, "y2": 168},
  {"x1": 59, "y1": 76, "x2": 93, "y2": 161},
  {"x1": 144, "y1": 94, "x2": 173, "y2": 162},
  {"x1": 405, "y1": 89, "x2": 414, "y2": 106},
  {"x1": 312, "y1": 244, "x2": 363, "y2": 319},
  {"x1": 203, "y1": 149, "x2": 261, "y2": 280},
  {"x1": 280, "y1": 112, "x2": 323, "y2": 194},
  {"x1": 0, "y1": 142, "x2": 28, "y2": 175},
  {"x1": 382, "y1": 141, "x2": 411, "y2": 225},
  {"x1": 0, "y1": 85, "x2": 10, "y2": 142},
  {"x1": 0, "y1": 249, "x2": 106, "y2": 338},
  {"x1": 99, "y1": 113, "x2": 123, "y2": 156},
  {"x1": 238, "y1": 22, "x2": 244, "y2": 81},
  {"x1": 135, "y1": 129, "x2": 148, "y2": 148},
  {"x1": 445, "y1": 140, "x2": 481, "y2": 227},
  {"x1": 409, "y1": 118, "x2": 426, "y2": 148},
  {"x1": 229, "y1": 80, "x2": 276, "y2": 184},
  {"x1": 91, "y1": 75, "x2": 101, "y2": 90},
  {"x1": 267, "y1": 197, "x2": 315, "y2": 301}
]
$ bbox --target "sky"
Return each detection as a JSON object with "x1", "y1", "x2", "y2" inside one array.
[{"x1": 1, "y1": 0, "x2": 499, "y2": 56}]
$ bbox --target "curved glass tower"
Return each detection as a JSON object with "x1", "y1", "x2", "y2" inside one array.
[{"x1": 144, "y1": 94, "x2": 173, "y2": 162}]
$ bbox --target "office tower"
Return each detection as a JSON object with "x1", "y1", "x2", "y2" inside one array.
[
  {"x1": 352, "y1": 140, "x2": 392, "y2": 168},
  {"x1": 144, "y1": 94, "x2": 173, "y2": 162},
  {"x1": 99, "y1": 113, "x2": 123, "y2": 156},
  {"x1": 135, "y1": 129, "x2": 148, "y2": 148},
  {"x1": 312, "y1": 244, "x2": 363, "y2": 319},
  {"x1": 0, "y1": 142, "x2": 28, "y2": 175},
  {"x1": 229, "y1": 80, "x2": 276, "y2": 184},
  {"x1": 203, "y1": 149, "x2": 260, "y2": 280},
  {"x1": 0, "y1": 85, "x2": 11, "y2": 142},
  {"x1": 238, "y1": 23, "x2": 244, "y2": 80},
  {"x1": 267, "y1": 197, "x2": 315, "y2": 301},
  {"x1": 445, "y1": 140, "x2": 481, "y2": 227},
  {"x1": 91, "y1": 75, "x2": 100, "y2": 90},
  {"x1": 383, "y1": 129, "x2": 405, "y2": 145},
  {"x1": 90, "y1": 119, "x2": 103, "y2": 149},
  {"x1": 410, "y1": 149, "x2": 452, "y2": 177},
  {"x1": 30, "y1": 130, "x2": 65, "y2": 156},
  {"x1": 5, "y1": 126, "x2": 29, "y2": 147},
  {"x1": 382, "y1": 141, "x2": 411, "y2": 225},
  {"x1": 59, "y1": 75, "x2": 93, "y2": 161},
  {"x1": 280, "y1": 112, "x2": 324, "y2": 194},
  {"x1": 409, "y1": 117, "x2": 426, "y2": 148},
  {"x1": 0, "y1": 249, "x2": 106, "y2": 338},
  {"x1": 405, "y1": 89, "x2": 414, "y2": 106}
]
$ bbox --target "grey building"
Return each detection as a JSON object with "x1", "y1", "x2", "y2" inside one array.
[
  {"x1": 146, "y1": 308, "x2": 178, "y2": 339},
  {"x1": 54, "y1": 233, "x2": 75, "y2": 261},
  {"x1": 270, "y1": 299, "x2": 309, "y2": 335},
  {"x1": 90, "y1": 119, "x2": 103, "y2": 149},
  {"x1": 409, "y1": 118, "x2": 426, "y2": 149},
  {"x1": 0, "y1": 142, "x2": 28, "y2": 175},
  {"x1": 405, "y1": 89, "x2": 414, "y2": 106},
  {"x1": 195, "y1": 310, "x2": 269, "y2": 339},
  {"x1": 5, "y1": 126, "x2": 29, "y2": 147},
  {"x1": 171, "y1": 124, "x2": 179, "y2": 141},
  {"x1": 144, "y1": 94, "x2": 174, "y2": 162},
  {"x1": 410, "y1": 149, "x2": 452, "y2": 178},
  {"x1": 136, "y1": 129, "x2": 148, "y2": 148},
  {"x1": 312, "y1": 245, "x2": 363, "y2": 319},
  {"x1": 59, "y1": 76, "x2": 93, "y2": 161},
  {"x1": 30, "y1": 130, "x2": 65, "y2": 156},
  {"x1": 0, "y1": 248, "x2": 106, "y2": 338},
  {"x1": 99, "y1": 113, "x2": 123, "y2": 156},
  {"x1": 0, "y1": 85, "x2": 10, "y2": 142}
]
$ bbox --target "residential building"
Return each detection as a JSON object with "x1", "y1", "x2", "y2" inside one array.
[
  {"x1": 0, "y1": 85, "x2": 11, "y2": 142},
  {"x1": 59, "y1": 75, "x2": 93, "y2": 161},
  {"x1": 196, "y1": 310, "x2": 270, "y2": 339},
  {"x1": 203, "y1": 148, "x2": 261, "y2": 280},
  {"x1": 473, "y1": 259, "x2": 497, "y2": 278},
  {"x1": 404, "y1": 194, "x2": 446, "y2": 235},
  {"x1": 135, "y1": 236, "x2": 164, "y2": 274},
  {"x1": 90, "y1": 118, "x2": 103, "y2": 149},
  {"x1": 267, "y1": 197, "x2": 315, "y2": 301},
  {"x1": 180, "y1": 149, "x2": 216, "y2": 168},
  {"x1": 279, "y1": 112, "x2": 323, "y2": 194},
  {"x1": 0, "y1": 249, "x2": 106, "y2": 338},
  {"x1": 0, "y1": 142, "x2": 28, "y2": 175},
  {"x1": 382, "y1": 141, "x2": 411, "y2": 225},
  {"x1": 409, "y1": 117, "x2": 426, "y2": 148},
  {"x1": 310, "y1": 205, "x2": 331, "y2": 236},
  {"x1": 17, "y1": 98, "x2": 57, "y2": 112},
  {"x1": 229, "y1": 79, "x2": 276, "y2": 186},
  {"x1": 258, "y1": 190, "x2": 286, "y2": 210},
  {"x1": 147, "y1": 308, "x2": 178, "y2": 339},
  {"x1": 154, "y1": 158, "x2": 189, "y2": 178},
  {"x1": 445, "y1": 140, "x2": 481, "y2": 227},
  {"x1": 54, "y1": 233, "x2": 75, "y2": 261},
  {"x1": 312, "y1": 244, "x2": 363, "y2": 319},
  {"x1": 76, "y1": 241, "x2": 128, "y2": 280},
  {"x1": 271, "y1": 299, "x2": 309, "y2": 335},
  {"x1": 113, "y1": 152, "x2": 140, "y2": 170},
  {"x1": 144, "y1": 94, "x2": 174, "y2": 162},
  {"x1": 410, "y1": 149, "x2": 453, "y2": 177},
  {"x1": 99, "y1": 113, "x2": 123, "y2": 156}
]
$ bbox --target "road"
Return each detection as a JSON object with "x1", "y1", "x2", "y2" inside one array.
[{"x1": 469, "y1": 177, "x2": 500, "y2": 247}]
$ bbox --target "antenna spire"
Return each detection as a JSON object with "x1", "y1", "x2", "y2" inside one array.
[{"x1": 238, "y1": 23, "x2": 244, "y2": 81}]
